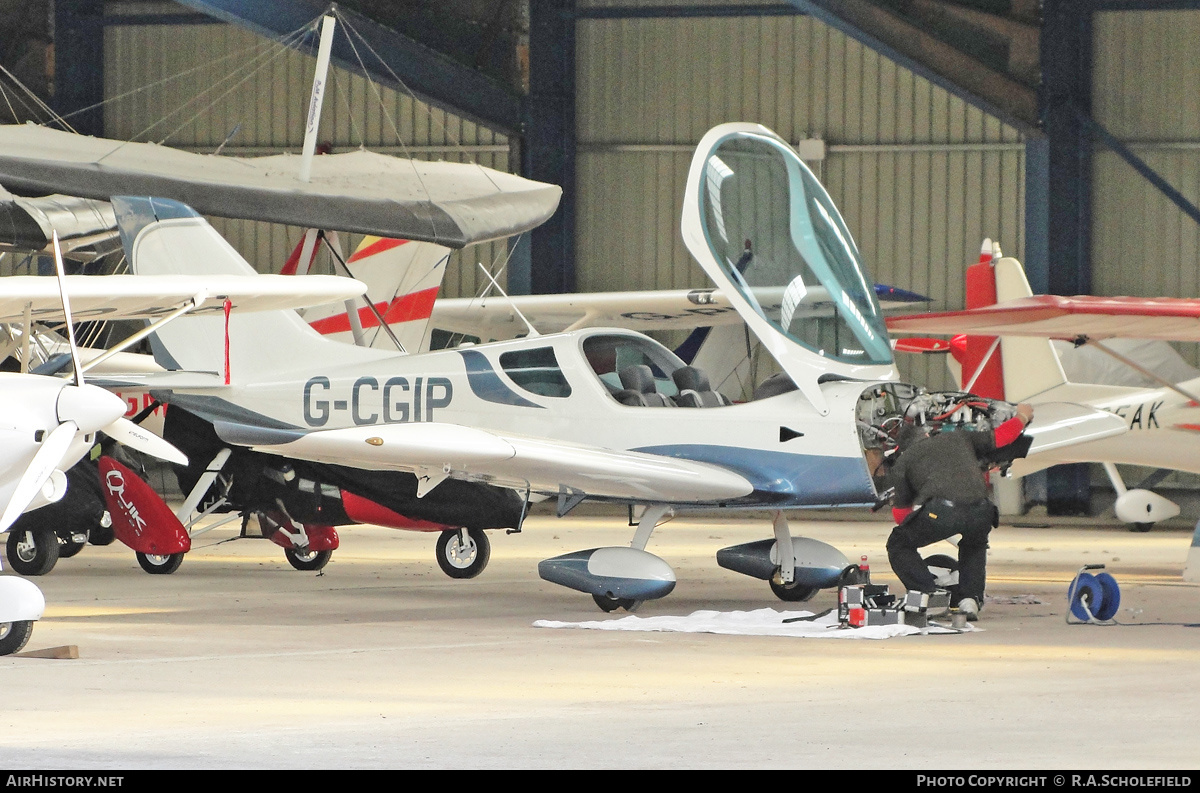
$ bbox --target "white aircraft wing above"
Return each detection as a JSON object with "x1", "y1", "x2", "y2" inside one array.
[
  {"x1": 224, "y1": 421, "x2": 755, "y2": 504},
  {"x1": 887, "y1": 294, "x2": 1200, "y2": 342},
  {"x1": 0, "y1": 274, "x2": 366, "y2": 322},
  {"x1": 0, "y1": 125, "x2": 561, "y2": 248},
  {"x1": 433, "y1": 284, "x2": 928, "y2": 340}
]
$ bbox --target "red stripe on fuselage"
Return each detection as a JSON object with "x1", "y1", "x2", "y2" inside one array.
[
  {"x1": 308, "y1": 286, "x2": 439, "y2": 335},
  {"x1": 348, "y1": 237, "x2": 408, "y2": 263}
]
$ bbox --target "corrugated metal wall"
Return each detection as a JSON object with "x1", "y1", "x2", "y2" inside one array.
[
  {"x1": 575, "y1": 5, "x2": 1026, "y2": 390},
  {"x1": 102, "y1": 17, "x2": 513, "y2": 300},
  {"x1": 1091, "y1": 9, "x2": 1200, "y2": 491},
  {"x1": 100, "y1": 6, "x2": 1030, "y2": 389},
  {"x1": 1093, "y1": 10, "x2": 1200, "y2": 306}
]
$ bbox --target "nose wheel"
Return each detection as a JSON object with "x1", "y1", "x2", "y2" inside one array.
[
  {"x1": 435, "y1": 528, "x2": 490, "y2": 579},
  {"x1": 6, "y1": 527, "x2": 60, "y2": 576}
]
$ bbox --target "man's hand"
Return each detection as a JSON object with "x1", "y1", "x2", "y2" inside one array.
[{"x1": 1016, "y1": 403, "x2": 1034, "y2": 425}]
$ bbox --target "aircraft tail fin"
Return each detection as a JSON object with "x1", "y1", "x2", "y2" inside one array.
[
  {"x1": 115, "y1": 196, "x2": 387, "y2": 381},
  {"x1": 299, "y1": 235, "x2": 449, "y2": 353},
  {"x1": 953, "y1": 239, "x2": 1068, "y2": 402}
]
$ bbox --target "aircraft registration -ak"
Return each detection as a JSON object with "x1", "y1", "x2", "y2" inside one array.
[{"x1": 1105, "y1": 399, "x2": 1166, "y2": 431}]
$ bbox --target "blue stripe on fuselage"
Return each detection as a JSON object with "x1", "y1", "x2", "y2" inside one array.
[{"x1": 635, "y1": 444, "x2": 875, "y2": 507}]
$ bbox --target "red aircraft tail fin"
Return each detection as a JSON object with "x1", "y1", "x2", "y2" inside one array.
[
  {"x1": 961, "y1": 238, "x2": 1006, "y2": 400},
  {"x1": 295, "y1": 234, "x2": 450, "y2": 352}
]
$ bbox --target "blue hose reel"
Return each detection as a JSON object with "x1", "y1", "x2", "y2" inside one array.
[{"x1": 1066, "y1": 564, "x2": 1121, "y2": 624}]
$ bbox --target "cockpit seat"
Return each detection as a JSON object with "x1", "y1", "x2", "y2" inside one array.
[
  {"x1": 752, "y1": 372, "x2": 798, "y2": 401},
  {"x1": 671, "y1": 366, "x2": 731, "y2": 407},
  {"x1": 615, "y1": 364, "x2": 673, "y2": 407}
]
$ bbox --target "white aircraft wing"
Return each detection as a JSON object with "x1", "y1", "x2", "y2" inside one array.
[
  {"x1": 1020, "y1": 401, "x2": 1129, "y2": 455},
  {"x1": 0, "y1": 274, "x2": 365, "y2": 322},
  {"x1": 0, "y1": 125, "x2": 561, "y2": 248},
  {"x1": 887, "y1": 294, "x2": 1200, "y2": 342},
  {"x1": 222, "y1": 421, "x2": 755, "y2": 503},
  {"x1": 433, "y1": 284, "x2": 928, "y2": 340}
]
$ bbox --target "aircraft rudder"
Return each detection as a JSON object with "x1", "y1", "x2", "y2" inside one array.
[
  {"x1": 117, "y1": 196, "x2": 380, "y2": 380},
  {"x1": 993, "y1": 253, "x2": 1068, "y2": 401}
]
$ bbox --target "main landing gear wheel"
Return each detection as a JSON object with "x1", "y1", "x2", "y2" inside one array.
[
  {"x1": 136, "y1": 551, "x2": 184, "y2": 575},
  {"x1": 436, "y1": 528, "x2": 490, "y2": 579},
  {"x1": 592, "y1": 594, "x2": 642, "y2": 613},
  {"x1": 285, "y1": 547, "x2": 332, "y2": 572},
  {"x1": 0, "y1": 621, "x2": 34, "y2": 656},
  {"x1": 1131, "y1": 522, "x2": 1153, "y2": 533},
  {"x1": 6, "y1": 527, "x2": 60, "y2": 576},
  {"x1": 769, "y1": 575, "x2": 819, "y2": 602}
]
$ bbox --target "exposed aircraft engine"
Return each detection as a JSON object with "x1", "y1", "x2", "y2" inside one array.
[{"x1": 856, "y1": 383, "x2": 1027, "y2": 473}]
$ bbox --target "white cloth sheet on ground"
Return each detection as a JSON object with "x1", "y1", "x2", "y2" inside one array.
[{"x1": 534, "y1": 607, "x2": 976, "y2": 639}]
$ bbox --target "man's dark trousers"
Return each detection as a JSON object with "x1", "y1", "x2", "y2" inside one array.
[{"x1": 886, "y1": 499, "x2": 996, "y2": 600}]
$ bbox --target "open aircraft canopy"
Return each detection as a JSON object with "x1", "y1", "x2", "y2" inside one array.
[
  {"x1": 0, "y1": 124, "x2": 561, "y2": 248},
  {"x1": 681, "y1": 123, "x2": 897, "y2": 415}
]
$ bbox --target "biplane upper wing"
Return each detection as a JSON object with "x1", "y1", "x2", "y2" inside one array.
[{"x1": 0, "y1": 125, "x2": 561, "y2": 248}]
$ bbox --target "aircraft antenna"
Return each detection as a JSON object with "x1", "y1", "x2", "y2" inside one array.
[{"x1": 476, "y1": 263, "x2": 539, "y2": 338}]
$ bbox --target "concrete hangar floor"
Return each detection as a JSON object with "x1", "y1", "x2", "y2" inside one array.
[{"x1": 1, "y1": 506, "x2": 1197, "y2": 770}]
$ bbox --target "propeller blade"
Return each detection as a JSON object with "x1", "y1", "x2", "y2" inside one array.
[
  {"x1": 0, "y1": 421, "x2": 77, "y2": 533},
  {"x1": 51, "y1": 230, "x2": 85, "y2": 388},
  {"x1": 101, "y1": 418, "x2": 189, "y2": 466}
]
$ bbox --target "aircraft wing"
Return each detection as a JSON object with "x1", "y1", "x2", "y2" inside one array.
[
  {"x1": 221, "y1": 421, "x2": 755, "y2": 504},
  {"x1": 433, "y1": 283, "x2": 928, "y2": 340},
  {"x1": 0, "y1": 186, "x2": 119, "y2": 262},
  {"x1": 0, "y1": 274, "x2": 365, "y2": 322},
  {"x1": 1020, "y1": 401, "x2": 1129, "y2": 455},
  {"x1": 887, "y1": 294, "x2": 1200, "y2": 342},
  {"x1": 0, "y1": 125, "x2": 561, "y2": 248}
]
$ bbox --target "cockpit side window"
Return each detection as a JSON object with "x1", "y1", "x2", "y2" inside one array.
[
  {"x1": 499, "y1": 347, "x2": 572, "y2": 398},
  {"x1": 583, "y1": 335, "x2": 682, "y2": 397}
]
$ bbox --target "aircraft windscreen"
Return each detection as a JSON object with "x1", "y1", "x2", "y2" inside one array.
[{"x1": 699, "y1": 133, "x2": 892, "y2": 366}]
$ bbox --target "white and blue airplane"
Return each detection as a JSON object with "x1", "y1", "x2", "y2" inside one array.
[{"x1": 95, "y1": 123, "x2": 1126, "y2": 611}]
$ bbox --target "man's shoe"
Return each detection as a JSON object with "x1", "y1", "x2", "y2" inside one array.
[{"x1": 958, "y1": 597, "x2": 980, "y2": 622}]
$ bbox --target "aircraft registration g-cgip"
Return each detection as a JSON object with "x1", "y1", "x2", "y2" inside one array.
[{"x1": 98, "y1": 123, "x2": 1127, "y2": 611}]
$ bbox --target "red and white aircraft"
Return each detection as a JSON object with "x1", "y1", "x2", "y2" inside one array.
[{"x1": 888, "y1": 241, "x2": 1200, "y2": 572}]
